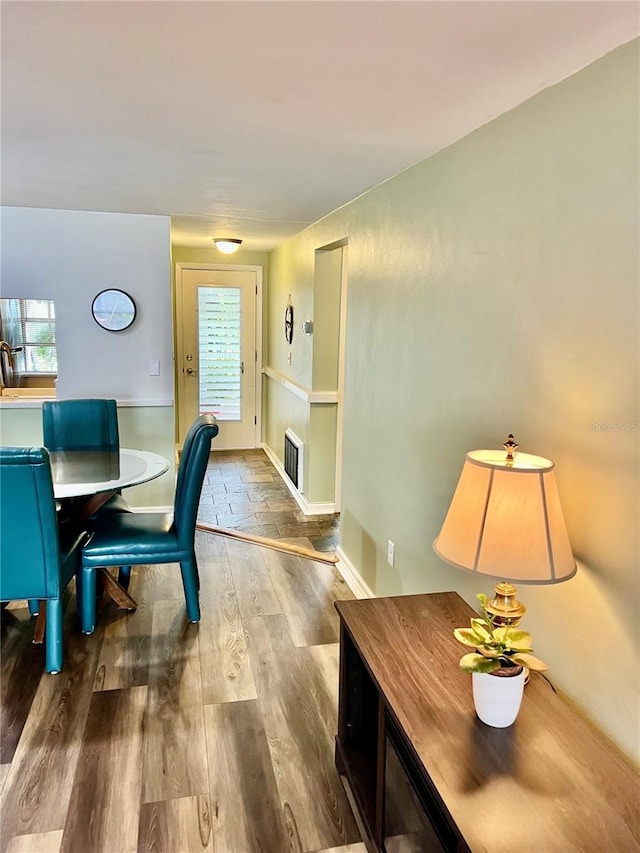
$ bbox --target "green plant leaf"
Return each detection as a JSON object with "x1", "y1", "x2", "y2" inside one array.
[
  {"x1": 453, "y1": 628, "x2": 483, "y2": 647},
  {"x1": 493, "y1": 627, "x2": 533, "y2": 650},
  {"x1": 470, "y1": 619, "x2": 492, "y2": 641},
  {"x1": 477, "y1": 647, "x2": 501, "y2": 658},
  {"x1": 511, "y1": 652, "x2": 548, "y2": 671},
  {"x1": 459, "y1": 653, "x2": 501, "y2": 674}
]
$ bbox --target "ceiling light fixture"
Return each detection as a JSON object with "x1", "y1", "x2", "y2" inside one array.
[{"x1": 213, "y1": 238, "x2": 242, "y2": 255}]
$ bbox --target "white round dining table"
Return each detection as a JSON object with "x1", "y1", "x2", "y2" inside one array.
[{"x1": 49, "y1": 448, "x2": 170, "y2": 500}]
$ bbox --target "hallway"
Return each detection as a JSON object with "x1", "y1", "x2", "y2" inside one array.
[{"x1": 198, "y1": 449, "x2": 340, "y2": 554}]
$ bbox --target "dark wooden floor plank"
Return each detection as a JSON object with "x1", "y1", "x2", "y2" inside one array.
[
  {"x1": 0, "y1": 607, "x2": 44, "y2": 765},
  {"x1": 0, "y1": 607, "x2": 102, "y2": 847},
  {"x1": 204, "y1": 700, "x2": 291, "y2": 853},
  {"x1": 246, "y1": 614, "x2": 360, "y2": 852},
  {"x1": 142, "y1": 599, "x2": 208, "y2": 804},
  {"x1": 137, "y1": 795, "x2": 212, "y2": 853},
  {"x1": 60, "y1": 686, "x2": 147, "y2": 853},
  {"x1": 92, "y1": 583, "x2": 153, "y2": 691}
]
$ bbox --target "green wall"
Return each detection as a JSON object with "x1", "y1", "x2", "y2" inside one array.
[{"x1": 265, "y1": 40, "x2": 640, "y2": 763}]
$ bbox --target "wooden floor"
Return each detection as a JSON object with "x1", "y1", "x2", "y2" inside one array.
[{"x1": 0, "y1": 454, "x2": 364, "y2": 853}]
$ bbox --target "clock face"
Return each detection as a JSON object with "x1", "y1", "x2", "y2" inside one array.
[
  {"x1": 92, "y1": 290, "x2": 137, "y2": 332},
  {"x1": 285, "y1": 303, "x2": 294, "y2": 344}
]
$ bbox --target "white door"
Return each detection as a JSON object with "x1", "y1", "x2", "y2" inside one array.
[{"x1": 176, "y1": 266, "x2": 260, "y2": 450}]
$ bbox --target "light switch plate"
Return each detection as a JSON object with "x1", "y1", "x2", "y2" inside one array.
[{"x1": 149, "y1": 359, "x2": 160, "y2": 376}]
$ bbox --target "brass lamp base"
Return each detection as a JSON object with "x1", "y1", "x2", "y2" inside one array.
[{"x1": 484, "y1": 582, "x2": 527, "y2": 627}]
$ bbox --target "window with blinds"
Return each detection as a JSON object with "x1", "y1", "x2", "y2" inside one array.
[
  {"x1": 0, "y1": 298, "x2": 57, "y2": 373},
  {"x1": 197, "y1": 286, "x2": 242, "y2": 421}
]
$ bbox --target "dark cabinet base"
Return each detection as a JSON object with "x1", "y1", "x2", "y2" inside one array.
[{"x1": 334, "y1": 593, "x2": 640, "y2": 853}]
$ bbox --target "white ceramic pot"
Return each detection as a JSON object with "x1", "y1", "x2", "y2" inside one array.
[{"x1": 471, "y1": 667, "x2": 526, "y2": 728}]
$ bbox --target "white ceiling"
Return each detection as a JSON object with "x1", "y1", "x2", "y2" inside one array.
[{"x1": 2, "y1": 1, "x2": 638, "y2": 252}]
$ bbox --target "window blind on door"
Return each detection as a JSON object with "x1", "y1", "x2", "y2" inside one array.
[{"x1": 197, "y1": 286, "x2": 242, "y2": 421}]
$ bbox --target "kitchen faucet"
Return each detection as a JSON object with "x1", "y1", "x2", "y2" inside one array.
[{"x1": 0, "y1": 341, "x2": 14, "y2": 390}]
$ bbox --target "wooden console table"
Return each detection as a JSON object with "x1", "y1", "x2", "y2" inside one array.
[{"x1": 335, "y1": 592, "x2": 639, "y2": 852}]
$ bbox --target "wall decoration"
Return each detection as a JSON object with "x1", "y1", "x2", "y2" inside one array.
[
  {"x1": 285, "y1": 296, "x2": 294, "y2": 344},
  {"x1": 92, "y1": 289, "x2": 137, "y2": 332}
]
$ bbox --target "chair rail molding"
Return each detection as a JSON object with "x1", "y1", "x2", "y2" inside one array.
[{"x1": 262, "y1": 366, "x2": 338, "y2": 404}]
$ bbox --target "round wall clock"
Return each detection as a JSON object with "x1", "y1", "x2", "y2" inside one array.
[{"x1": 92, "y1": 289, "x2": 137, "y2": 332}]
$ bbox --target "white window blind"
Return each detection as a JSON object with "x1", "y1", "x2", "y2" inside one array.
[
  {"x1": 197, "y1": 286, "x2": 242, "y2": 421},
  {"x1": 1, "y1": 298, "x2": 57, "y2": 373}
]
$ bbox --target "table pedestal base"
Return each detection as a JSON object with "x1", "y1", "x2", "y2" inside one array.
[{"x1": 99, "y1": 569, "x2": 137, "y2": 611}]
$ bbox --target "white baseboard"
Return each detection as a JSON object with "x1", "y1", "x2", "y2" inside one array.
[
  {"x1": 262, "y1": 442, "x2": 336, "y2": 516},
  {"x1": 336, "y1": 547, "x2": 375, "y2": 600},
  {"x1": 130, "y1": 505, "x2": 173, "y2": 514}
]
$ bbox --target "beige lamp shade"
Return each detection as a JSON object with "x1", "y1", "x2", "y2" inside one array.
[{"x1": 433, "y1": 450, "x2": 576, "y2": 584}]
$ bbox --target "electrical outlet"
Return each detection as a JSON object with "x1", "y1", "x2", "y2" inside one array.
[
  {"x1": 387, "y1": 540, "x2": 395, "y2": 567},
  {"x1": 287, "y1": 351, "x2": 292, "y2": 365}
]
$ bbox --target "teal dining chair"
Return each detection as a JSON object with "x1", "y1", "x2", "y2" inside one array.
[
  {"x1": 41, "y1": 397, "x2": 132, "y2": 596},
  {"x1": 78, "y1": 414, "x2": 219, "y2": 634},
  {"x1": 0, "y1": 447, "x2": 87, "y2": 673},
  {"x1": 42, "y1": 398, "x2": 120, "y2": 451}
]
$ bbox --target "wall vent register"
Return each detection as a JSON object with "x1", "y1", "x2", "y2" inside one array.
[{"x1": 284, "y1": 428, "x2": 303, "y2": 491}]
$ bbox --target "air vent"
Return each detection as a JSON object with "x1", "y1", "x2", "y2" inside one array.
[{"x1": 284, "y1": 429, "x2": 303, "y2": 491}]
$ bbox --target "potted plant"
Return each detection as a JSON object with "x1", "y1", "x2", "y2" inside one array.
[{"x1": 454, "y1": 594, "x2": 548, "y2": 727}]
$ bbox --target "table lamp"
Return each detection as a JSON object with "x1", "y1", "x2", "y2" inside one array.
[{"x1": 433, "y1": 435, "x2": 576, "y2": 626}]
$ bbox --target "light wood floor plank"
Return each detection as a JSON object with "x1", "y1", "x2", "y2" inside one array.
[
  {"x1": 194, "y1": 529, "x2": 227, "y2": 563},
  {"x1": 134, "y1": 564, "x2": 185, "y2": 603},
  {"x1": 0, "y1": 611, "x2": 103, "y2": 844},
  {"x1": 225, "y1": 538, "x2": 282, "y2": 618},
  {"x1": 137, "y1": 795, "x2": 212, "y2": 853},
  {"x1": 60, "y1": 686, "x2": 147, "y2": 853},
  {"x1": 142, "y1": 599, "x2": 208, "y2": 804},
  {"x1": 197, "y1": 560, "x2": 257, "y2": 704},
  {"x1": 264, "y1": 549, "x2": 353, "y2": 647},
  {"x1": 246, "y1": 614, "x2": 360, "y2": 852},
  {"x1": 0, "y1": 765, "x2": 10, "y2": 798},
  {"x1": 309, "y1": 643, "x2": 341, "y2": 717},
  {"x1": 204, "y1": 700, "x2": 290, "y2": 853},
  {"x1": 5, "y1": 831, "x2": 63, "y2": 853}
]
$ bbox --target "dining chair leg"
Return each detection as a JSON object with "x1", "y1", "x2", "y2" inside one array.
[
  {"x1": 28, "y1": 599, "x2": 40, "y2": 616},
  {"x1": 45, "y1": 598, "x2": 63, "y2": 674},
  {"x1": 180, "y1": 558, "x2": 201, "y2": 623},
  {"x1": 80, "y1": 566, "x2": 97, "y2": 634},
  {"x1": 118, "y1": 566, "x2": 132, "y2": 590}
]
